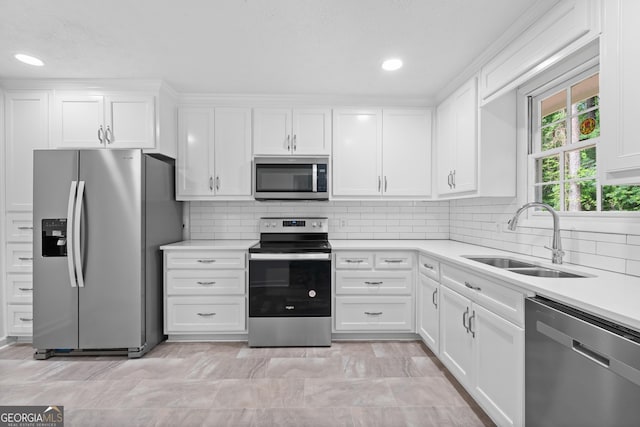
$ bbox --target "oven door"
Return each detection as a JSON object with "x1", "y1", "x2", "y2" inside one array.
[{"x1": 249, "y1": 253, "x2": 331, "y2": 317}]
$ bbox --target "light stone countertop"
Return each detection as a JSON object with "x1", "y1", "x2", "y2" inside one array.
[
  {"x1": 159, "y1": 238, "x2": 640, "y2": 332},
  {"x1": 160, "y1": 240, "x2": 257, "y2": 250},
  {"x1": 331, "y1": 240, "x2": 640, "y2": 332}
]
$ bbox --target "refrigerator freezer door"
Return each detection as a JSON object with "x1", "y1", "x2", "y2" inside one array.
[
  {"x1": 33, "y1": 150, "x2": 79, "y2": 350},
  {"x1": 77, "y1": 150, "x2": 144, "y2": 349}
]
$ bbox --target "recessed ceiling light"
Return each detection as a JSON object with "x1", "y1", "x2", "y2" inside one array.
[
  {"x1": 382, "y1": 58, "x2": 403, "y2": 71},
  {"x1": 15, "y1": 53, "x2": 44, "y2": 67}
]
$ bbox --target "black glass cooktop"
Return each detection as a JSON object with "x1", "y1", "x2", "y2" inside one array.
[{"x1": 249, "y1": 241, "x2": 331, "y2": 253}]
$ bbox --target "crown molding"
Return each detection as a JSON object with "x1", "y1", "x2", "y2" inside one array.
[{"x1": 435, "y1": 0, "x2": 560, "y2": 104}]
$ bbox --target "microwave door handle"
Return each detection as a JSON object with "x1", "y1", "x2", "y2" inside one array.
[
  {"x1": 312, "y1": 164, "x2": 318, "y2": 192},
  {"x1": 66, "y1": 181, "x2": 78, "y2": 288},
  {"x1": 74, "y1": 181, "x2": 86, "y2": 288}
]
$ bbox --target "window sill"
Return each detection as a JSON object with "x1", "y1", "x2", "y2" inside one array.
[{"x1": 517, "y1": 214, "x2": 640, "y2": 235}]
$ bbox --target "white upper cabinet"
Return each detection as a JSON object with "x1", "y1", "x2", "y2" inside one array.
[
  {"x1": 436, "y1": 77, "x2": 516, "y2": 199},
  {"x1": 600, "y1": 0, "x2": 640, "y2": 184},
  {"x1": 53, "y1": 93, "x2": 154, "y2": 149},
  {"x1": 333, "y1": 108, "x2": 432, "y2": 198},
  {"x1": 177, "y1": 107, "x2": 252, "y2": 200},
  {"x1": 479, "y1": 0, "x2": 601, "y2": 104},
  {"x1": 437, "y1": 78, "x2": 478, "y2": 195},
  {"x1": 382, "y1": 109, "x2": 432, "y2": 197},
  {"x1": 4, "y1": 91, "x2": 50, "y2": 211},
  {"x1": 332, "y1": 109, "x2": 383, "y2": 197},
  {"x1": 253, "y1": 108, "x2": 330, "y2": 156}
]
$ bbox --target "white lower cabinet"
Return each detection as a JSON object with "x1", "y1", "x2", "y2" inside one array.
[
  {"x1": 335, "y1": 296, "x2": 413, "y2": 331},
  {"x1": 7, "y1": 304, "x2": 33, "y2": 336},
  {"x1": 439, "y1": 266, "x2": 525, "y2": 427},
  {"x1": 334, "y1": 251, "x2": 414, "y2": 332},
  {"x1": 163, "y1": 248, "x2": 247, "y2": 336},
  {"x1": 418, "y1": 273, "x2": 440, "y2": 355}
]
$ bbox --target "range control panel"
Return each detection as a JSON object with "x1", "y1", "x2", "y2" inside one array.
[{"x1": 259, "y1": 217, "x2": 328, "y2": 233}]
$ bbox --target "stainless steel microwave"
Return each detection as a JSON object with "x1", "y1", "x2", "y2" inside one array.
[{"x1": 254, "y1": 157, "x2": 329, "y2": 201}]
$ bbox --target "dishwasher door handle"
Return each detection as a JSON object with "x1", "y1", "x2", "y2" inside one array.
[{"x1": 573, "y1": 340, "x2": 610, "y2": 368}]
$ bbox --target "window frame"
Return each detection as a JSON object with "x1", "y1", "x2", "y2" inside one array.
[{"x1": 514, "y1": 46, "x2": 640, "y2": 235}]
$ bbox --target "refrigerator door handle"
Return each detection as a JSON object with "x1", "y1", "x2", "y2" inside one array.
[
  {"x1": 74, "y1": 181, "x2": 86, "y2": 288},
  {"x1": 66, "y1": 181, "x2": 78, "y2": 287}
]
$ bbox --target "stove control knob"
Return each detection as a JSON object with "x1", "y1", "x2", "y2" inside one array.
[
  {"x1": 271, "y1": 222, "x2": 277, "y2": 228},
  {"x1": 264, "y1": 222, "x2": 270, "y2": 228},
  {"x1": 311, "y1": 222, "x2": 318, "y2": 228}
]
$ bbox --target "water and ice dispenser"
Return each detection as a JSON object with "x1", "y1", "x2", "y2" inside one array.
[{"x1": 41, "y1": 219, "x2": 67, "y2": 257}]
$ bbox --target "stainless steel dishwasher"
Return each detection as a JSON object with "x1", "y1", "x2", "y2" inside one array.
[{"x1": 526, "y1": 297, "x2": 640, "y2": 426}]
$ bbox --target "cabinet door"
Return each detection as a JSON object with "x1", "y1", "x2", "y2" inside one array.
[
  {"x1": 253, "y1": 108, "x2": 292, "y2": 155},
  {"x1": 473, "y1": 304, "x2": 524, "y2": 427},
  {"x1": 213, "y1": 108, "x2": 252, "y2": 196},
  {"x1": 436, "y1": 97, "x2": 455, "y2": 194},
  {"x1": 332, "y1": 109, "x2": 382, "y2": 196},
  {"x1": 291, "y1": 108, "x2": 331, "y2": 155},
  {"x1": 451, "y1": 77, "x2": 478, "y2": 194},
  {"x1": 600, "y1": 0, "x2": 640, "y2": 184},
  {"x1": 54, "y1": 94, "x2": 104, "y2": 148},
  {"x1": 104, "y1": 95, "x2": 155, "y2": 149},
  {"x1": 439, "y1": 286, "x2": 474, "y2": 386},
  {"x1": 5, "y1": 91, "x2": 50, "y2": 211},
  {"x1": 382, "y1": 109, "x2": 432, "y2": 197},
  {"x1": 177, "y1": 108, "x2": 214, "y2": 198},
  {"x1": 418, "y1": 274, "x2": 440, "y2": 354}
]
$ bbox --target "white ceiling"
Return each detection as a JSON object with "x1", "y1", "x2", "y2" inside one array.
[{"x1": 0, "y1": 0, "x2": 546, "y2": 99}]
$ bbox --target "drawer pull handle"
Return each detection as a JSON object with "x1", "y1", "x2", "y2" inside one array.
[
  {"x1": 384, "y1": 259, "x2": 403, "y2": 263},
  {"x1": 364, "y1": 311, "x2": 383, "y2": 316},
  {"x1": 197, "y1": 259, "x2": 216, "y2": 264},
  {"x1": 197, "y1": 281, "x2": 216, "y2": 286},
  {"x1": 464, "y1": 281, "x2": 481, "y2": 291},
  {"x1": 423, "y1": 263, "x2": 434, "y2": 270},
  {"x1": 432, "y1": 289, "x2": 438, "y2": 308},
  {"x1": 17, "y1": 226, "x2": 34, "y2": 230},
  {"x1": 19, "y1": 317, "x2": 33, "y2": 322},
  {"x1": 18, "y1": 257, "x2": 33, "y2": 261},
  {"x1": 364, "y1": 281, "x2": 383, "y2": 285},
  {"x1": 18, "y1": 287, "x2": 33, "y2": 291},
  {"x1": 197, "y1": 312, "x2": 216, "y2": 317},
  {"x1": 345, "y1": 259, "x2": 364, "y2": 264}
]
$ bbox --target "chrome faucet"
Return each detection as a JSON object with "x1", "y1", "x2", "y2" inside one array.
[{"x1": 507, "y1": 202, "x2": 565, "y2": 264}]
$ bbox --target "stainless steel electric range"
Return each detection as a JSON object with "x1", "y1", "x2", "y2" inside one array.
[{"x1": 248, "y1": 217, "x2": 331, "y2": 347}]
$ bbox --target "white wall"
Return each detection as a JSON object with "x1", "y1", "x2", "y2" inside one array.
[
  {"x1": 189, "y1": 200, "x2": 450, "y2": 240},
  {"x1": 450, "y1": 197, "x2": 640, "y2": 277}
]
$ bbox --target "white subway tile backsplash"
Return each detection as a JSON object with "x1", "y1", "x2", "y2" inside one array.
[{"x1": 450, "y1": 197, "x2": 638, "y2": 275}]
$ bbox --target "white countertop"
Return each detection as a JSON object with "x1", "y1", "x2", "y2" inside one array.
[
  {"x1": 332, "y1": 240, "x2": 640, "y2": 332},
  {"x1": 160, "y1": 240, "x2": 257, "y2": 250},
  {"x1": 159, "y1": 238, "x2": 640, "y2": 332}
]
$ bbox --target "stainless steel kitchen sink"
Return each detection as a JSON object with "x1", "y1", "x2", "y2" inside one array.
[
  {"x1": 462, "y1": 256, "x2": 589, "y2": 278},
  {"x1": 463, "y1": 257, "x2": 537, "y2": 269}
]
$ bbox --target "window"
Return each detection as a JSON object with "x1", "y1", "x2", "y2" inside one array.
[{"x1": 530, "y1": 68, "x2": 640, "y2": 213}]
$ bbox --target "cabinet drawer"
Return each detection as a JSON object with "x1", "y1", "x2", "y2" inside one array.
[
  {"x1": 6, "y1": 213, "x2": 33, "y2": 242},
  {"x1": 7, "y1": 274, "x2": 33, "y2": 304},
  {"x1": 334, "y1": 252, "x2": 374, "y2": 269},
  {"x1": 419, "y1": 254, "x2": 440, "y2": 281},
  {"x1": 335, "y1": 270, "x2": 413, "y2": 295},
  {"x1": 6, "y1": 243, "x2": 33, "y2": 272},
  {"x1": 375, "y1": 251, "x2": 414, "y2": 269},
  {"x1": 166, "y1": 296, "x2": 246, "y2": 332},
  {"x1": 441, "y1": 264, "x2": 525, "y2": 327},
  {"x1": 7, "y1": 304, "x2": 33, "y2": 336},
  {"x1": 166, "y1": 270, "x2": 245, "y2": 295},
  {"x1": 335, "y1": 296, "x2": 414, "y2": 331},
  {"x1": 166, "y1": 251, "x2": 245, "y2": 269}
]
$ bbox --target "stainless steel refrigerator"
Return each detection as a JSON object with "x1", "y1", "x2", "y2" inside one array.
[{"x1": 32, "y1": 149, "x2": 183, "y2": 359}]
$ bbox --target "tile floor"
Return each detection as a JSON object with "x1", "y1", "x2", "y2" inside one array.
[{"x1": 0, "y1": 340, "x2": 494, "y2": 427}]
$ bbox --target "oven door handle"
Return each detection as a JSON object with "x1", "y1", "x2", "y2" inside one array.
[{"x1": 249, "y1": 253, "x2": 331, "y2": 261}]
